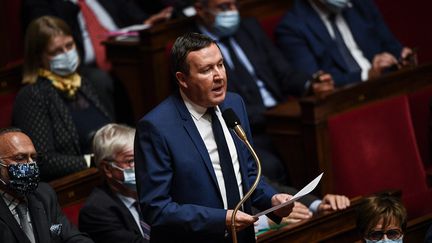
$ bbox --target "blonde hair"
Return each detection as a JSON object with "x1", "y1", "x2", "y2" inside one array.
[
  {"x1": 23, "y1": 16, "x2": 73, "y2": 84},
  {"x1": 92, "y1": 124, "x2": 136, "y2": 167}
]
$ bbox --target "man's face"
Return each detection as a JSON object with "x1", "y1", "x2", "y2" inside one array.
[
  {"x1": 0, "y1": 132, "x2": 37, "y2": 184},
  {"x1": 196, "y1": 0, "x2": 238, "y2": 28},
  {"x1": 105, "y1": 148, "x2": 134, "y2": 182},
  {"x1": 177, "y1": 43, "x2": 227, "y2": 107}
]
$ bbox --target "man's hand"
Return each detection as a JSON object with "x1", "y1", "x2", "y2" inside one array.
[
  {"x1": 311, "y1": 71, "x2": 334, "y2": 94},
  {"x1": 282, "y1": 202, "x2": 312, "y2": 224},
  {"x1": 317, "y1": 194, "x2": 350, "y2": 214},
  {"x1": 271, "y1": 193, "x2": 294, "y2": 217},
  {"x1": 226, "y1": 210, "x2": 257, "y2": 231},
  {"x1": 144, "y1": 6, "x2": 174, "y2": 26},
  {"x1": 399, "y1": 47, "x2": 417, "y2": 68},
  {"x1": 368, "y1": 52, "x2": 398, "y2": 79}
]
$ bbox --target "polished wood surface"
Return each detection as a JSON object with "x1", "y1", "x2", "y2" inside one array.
[
  {"x1": 105, "y1": 0, "x2": 293, "y2": 121},
  {"x1": 266, "y1": 64, "x2": 432, "y2": 194},
  {"x1": 49, "y1": 167, "x2": 102, "y2": 207}
]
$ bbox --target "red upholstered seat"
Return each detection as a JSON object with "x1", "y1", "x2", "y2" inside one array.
[
  {"x1": 0, "y1": 92, "x2": 17, "y2": 128},
  {"x1": 328, "y1": 95, "x2": 432, "y2": 218},
  {"x1": 408, "y1": 86, "x2": 432, "y2": 171},
  {"x1": 62, "y1": 202, "x2": 84, "y2": 226}
]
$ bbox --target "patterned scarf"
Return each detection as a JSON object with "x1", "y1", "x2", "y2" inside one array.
[{"x1": 38, "y1": 69, "x2": 82, "y2": 97}]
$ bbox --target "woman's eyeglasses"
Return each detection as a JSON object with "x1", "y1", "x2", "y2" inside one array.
[{"x1": 366, "y1": 228, "x2": 403, "y2": 241}]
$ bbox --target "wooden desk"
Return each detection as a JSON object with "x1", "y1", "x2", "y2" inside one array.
[
  {"x1": 266, "y1": 64, "x2": 432, "y2": 194},
  {"x1": 105, "y1": 0, "x2": 293, "y2": 121},
  {"x1": 49, "y1": 167, "x2": 102, "y2": 207}
]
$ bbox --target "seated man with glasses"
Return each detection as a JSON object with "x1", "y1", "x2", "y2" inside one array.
[
  {"x1": 356, "y1": 194, "x2": 406, "y2": 243},
  {"x1": 0, "y1": 127, "x2": 93, "y2": 243},
  {"x1": 79, "y1": 123, "x2": 150, "y2": 243}
]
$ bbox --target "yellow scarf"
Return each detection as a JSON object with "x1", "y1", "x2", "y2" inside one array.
[{"x1": 38, "y1": 69, "x2": 82, "y2": 97}]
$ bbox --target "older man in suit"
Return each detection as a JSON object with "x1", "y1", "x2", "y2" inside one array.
[
  {"x1": 134, "y1": 32, "x2": 294, "y2": 243},
  {"x1": 79, "y1": 124, "x2": 150, "y2": 243},
  {"x1": 193, "y1": 0, "x2": 334, "y2": 187},
  {"x1": 276, "y1": 0, "x2": 415, "y2": 86},
  {"x1": 0, "y1": 127, "x2": 93, "y2": 243}
]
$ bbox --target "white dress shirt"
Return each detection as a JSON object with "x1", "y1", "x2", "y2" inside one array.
[
  {"x1": 116, "y1": 193, "x2": 145, "y2": 236},
  {"x1": 180, "y1": 91, "x2": 244, "y2": 209}
]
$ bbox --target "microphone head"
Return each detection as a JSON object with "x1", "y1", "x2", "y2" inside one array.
[{"x1": 222, "y1": 108, "x2": 241, "y2": 129}]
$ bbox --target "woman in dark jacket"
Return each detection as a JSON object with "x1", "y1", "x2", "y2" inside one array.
[{"x1": 13, "y1": 16, "x2": 114, "y2": 181}]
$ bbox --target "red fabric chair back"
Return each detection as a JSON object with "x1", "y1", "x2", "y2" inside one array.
[
  {"x1": 408, "y1": 86, "x2": 432, "y2": 170},
  {"x1": 0, "y1": 92, "x2": 17, "y2": 128},
  {"x1": 259, "y1": 14, "x2": 283, "y2": 43},
  {"x1": 328, "y1": 95, "x2": 432, "y2": 218},
  {"x1": 62, "y1": 202, "x2": 84, "y2": 226}
]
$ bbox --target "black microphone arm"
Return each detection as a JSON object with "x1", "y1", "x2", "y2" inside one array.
[{"x1": 222, "y1": 108, "x2": 262, "y2": 243}]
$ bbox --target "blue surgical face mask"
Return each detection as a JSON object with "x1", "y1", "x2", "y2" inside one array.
[
  {"x1": 365, "y1": 237, "x2": 403, "y2": 243},
  {"x1": 110, "y1": 163, "x2": 136, "y2": 191},
  {"x1": 213, "y1": 10, "x2": 240, "y2": 38},
  {"x1": 49, "y1": 48, "x2": 79, "y2": 76},
  {"x1": 321, "y1": 0, "x2": 351, "y2": 13},
  {"x1": 0, "y1": 161, "x2": 40, "y2": 196}
]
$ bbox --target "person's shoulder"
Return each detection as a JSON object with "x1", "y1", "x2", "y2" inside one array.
[
  {"x1": 138, "y1": 94, "x2": 181, "y2": 124},
  {"x1": 81, "y1": 185, "x2": 116, "y2": 210}
]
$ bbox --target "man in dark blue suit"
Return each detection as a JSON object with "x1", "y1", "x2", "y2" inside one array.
[
  {"x1": 134, "y1": 32, "x2": 294, "y2": 243},
  {"x1": 276, "y1": 0, "x2": 415, "y2": 86}
]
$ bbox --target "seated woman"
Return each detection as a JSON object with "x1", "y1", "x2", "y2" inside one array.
[
  {"x1": 13, "y1": 16, "x2": 114, "y2": 181},
  {"x1": 356, "y1": 194, "x2": 407, "y2": 243}
]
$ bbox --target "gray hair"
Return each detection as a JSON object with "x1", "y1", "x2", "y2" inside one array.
[{"x1": 92, "y1": 123, "x2": 135, "y2": 167}]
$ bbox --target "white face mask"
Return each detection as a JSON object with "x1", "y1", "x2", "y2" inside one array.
[
  {"x1": 110, "y1": 163, "x2": 136, "y2": 191},
  {"x1": 213, "y1": 10, "x2": 240, "y2": 38},
  {"x1": 321, "y1": 0, "x2": 351, "y2": 13},
  {"x1": 49, "y1": 48, "x2": 79, "y2": 76}
]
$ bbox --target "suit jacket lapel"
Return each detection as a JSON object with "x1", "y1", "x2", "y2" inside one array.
[
  {"x1": 172, "y1": 94, "x2": 222, "y2": 200},
  {"x1": 27, "y1": 194, "x2": 51, "y2": 243},
  {"x1": 0, "y1": 197, "x2": 30, "y2": 243},
  {"x1": 301, "y1": 0, "x2": 349, "y2": 70}
]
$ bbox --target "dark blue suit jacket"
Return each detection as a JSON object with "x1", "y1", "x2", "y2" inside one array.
[
  {"x1": 134, "y1": 92, "x2": 278, "y2": 242},
  {"x1": 275, "y1": 0, "x2": 403, "y2": 86}
]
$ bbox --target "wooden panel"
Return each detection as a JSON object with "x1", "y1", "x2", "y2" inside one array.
[{"x1": 49, "y1": 167, "x2": 102, "y2": 207}]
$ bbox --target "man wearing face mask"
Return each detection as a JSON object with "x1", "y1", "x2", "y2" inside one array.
[
  {"x1": 0, "y1": 127, "x2": 94, "y2": 243},
  {"x1": 79, "y1": 123, "x2": 150, "y2": 243},
  {"x1": 276, "y1": 0, "x2": 415, "y2": 86},
  {"x1": 193, "y1": 0, "x2": 334, "y2": 187}
]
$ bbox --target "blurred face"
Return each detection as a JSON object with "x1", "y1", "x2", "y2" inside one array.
[
  {"x1": 196, "y1": 0, "x2": 238, "y2": 28},
  {"x1": 104, "y1": 148, "x2": 134, "y2": 182},
  {"x1": 176, "y1": 43, "x2": 227, "y2": 107},
  {"x1": 0, "y1": 132, "x2": 37, "y2": 185},
  {"x1": 365, "y1": 218, "x2": 403, "y2": 242},
  {"x1": 41, "y1": 34, "x2": 76, "y2": 69}
]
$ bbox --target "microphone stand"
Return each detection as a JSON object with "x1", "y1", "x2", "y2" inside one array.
[{"x1": 230, "y1": 126, "x2": 262, "y2": 243}]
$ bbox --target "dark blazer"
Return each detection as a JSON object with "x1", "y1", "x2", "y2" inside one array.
[
  {"x1": 12, "y1": 77, "x2": 113, "y2": 181},
  {"x1": 79, "y1": 183, "x2": 147, "y2": 243},
  {"x1": 21, "y1": 0, "x2": 149, "y2": 59},
  {"x1": 134, "y1": 92, "x2": 279, "y2": 243},
  {"x1": 0, "y1": 183, "x2": 93, "y2": 243},
  {"x1": 197, "y1": 18, "x2": 310, "y2": 127},
  {"x1": 275, "y1": 0, "x2": 403, "y2": 86}
]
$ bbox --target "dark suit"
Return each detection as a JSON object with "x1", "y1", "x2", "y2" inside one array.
[
  {"x1": 134, "y1": 92, "x2": 279, "y2": 243},
  {"x1": 12, "y1": 78, "x2": 113, "y2": 181},
  {"x1": 0, "y1": 183, "x2": 93, "y2": 243},
  {"x1": 275, "y1": 0, "x2": 403, "y2": 86},
  {"x1": 22, "y1": 0, "x2": 149, "y2": 59},
  {"x1": 79, "y1": 183, "x2": 147, "y2": 243}
]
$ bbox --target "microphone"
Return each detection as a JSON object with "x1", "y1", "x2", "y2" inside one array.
[{"x1": 222, "y1": 108, "x2": 262, "y2": 243}]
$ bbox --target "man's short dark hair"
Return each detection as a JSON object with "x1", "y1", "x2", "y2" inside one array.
[{"x1": 171, "y1": 32, "x2": 217, "y2": 76}]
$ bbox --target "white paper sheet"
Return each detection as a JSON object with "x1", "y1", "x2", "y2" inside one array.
[{"x1": 254, "y1": 173, "x2": 323, "y2": 217}]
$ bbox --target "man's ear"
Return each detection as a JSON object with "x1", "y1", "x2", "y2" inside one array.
[
  {"x1": 176, "y1": 72, "x2": 188, "y2": 89},
  {"x1": 101, "y1": 161, "x2": 113, "y2": 179}
]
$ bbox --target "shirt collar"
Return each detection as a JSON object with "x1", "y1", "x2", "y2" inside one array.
[
  {"x1": 0, "y1": 188, "x2": 21, "y2": 212},
  {"x1": 116, "y1": 193, "x2": 136, "y2": 209},
  {"x1": 180, "y1": 90, "x2": 217, "y2": 121},
  {"x1": 197, "y1": 24, "x2": 220, "y2": 41}
]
